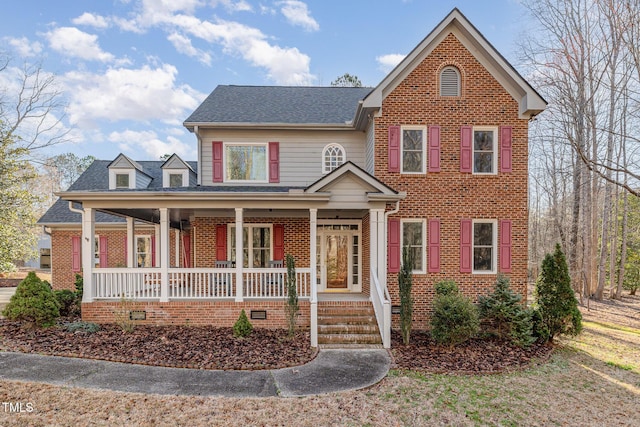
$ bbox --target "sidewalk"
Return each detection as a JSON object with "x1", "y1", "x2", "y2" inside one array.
[
  {"x1": 0, "y1": 349, "x2": 390, "y2": 397},
  {"x1": 0, "y1": 287, "x2": 16, "y2": 314}
]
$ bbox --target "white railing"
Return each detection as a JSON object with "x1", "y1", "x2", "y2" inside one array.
[
  {"x1": 92, "y1": 267, "x2": 311, "y2": 300},
  {"x1": 370, "y1": 270, "x2": 391, "y2": 348},
  {"x1": 243, "y1": 268, "x2": 311, "y2": 298},
  {"x1": 93, "y1": 268, "x2": 161, "y2": 299}
]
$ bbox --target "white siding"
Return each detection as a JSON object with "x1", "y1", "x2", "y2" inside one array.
[
  {"x1": 198, "y1": 129, "x2": 366, "y2": 187},
  {"x1": 365, "y1": 119, "x2": 375, "y2": 174},
  {"x1": 136, "y1": 172, "x2": 151, "y2": 189}
]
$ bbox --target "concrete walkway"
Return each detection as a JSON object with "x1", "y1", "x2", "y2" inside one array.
[
  {"x1": 0, "y1": 287, "x2": 16, "y2": 314},
  {"x1": 0, "y1": 349, "x2": 390, "y2": 397}
]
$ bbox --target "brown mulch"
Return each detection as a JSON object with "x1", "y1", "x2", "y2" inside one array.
[
  {"x1": 391, "y1": 330, "x2": 555, "y2": 374},
  {"x1": 0, "y1": 320, "x2": 314, "y2": 371}
]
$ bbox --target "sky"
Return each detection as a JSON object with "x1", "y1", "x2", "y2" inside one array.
[{"x1": 0, "y1": 0, "x2": 533, "y2": 162}]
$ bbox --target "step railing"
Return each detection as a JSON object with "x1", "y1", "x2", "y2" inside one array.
[{"x1": 370, "y1": 270, "x2": 391, "y2": 348}]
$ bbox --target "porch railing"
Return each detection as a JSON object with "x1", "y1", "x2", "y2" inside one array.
[
  {"x1": 370, "y1": 270, "x2": 391, "y2": 348},
  {"x1": 91, "y1": 267, "x2": 311, "y2": 300}
]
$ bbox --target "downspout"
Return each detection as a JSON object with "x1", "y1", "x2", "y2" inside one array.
[
  {"x1": 381, "y1": 201, "x2": 400, "y2": 348},
  {"x1": 194, "y1": 125, "x2": 202, "y2": 186},
  {"x1": 383, "y1": 200, "x2": 400, "y2": 285},
  {"x1": 68, "y1": 201, "x2": 84, "y2": 215}
]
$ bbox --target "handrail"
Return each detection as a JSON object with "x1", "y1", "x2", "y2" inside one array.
[{"x1": 370, "y1": 270, "x2": 391, "y2": 348}]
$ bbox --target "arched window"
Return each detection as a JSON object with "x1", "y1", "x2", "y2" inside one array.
[
  {"x1": 440, "y1": 66, "x2": 461, "y2": 97},
  {"x1": 322, "y1": 143, "x2": 346, "y2": 173}
]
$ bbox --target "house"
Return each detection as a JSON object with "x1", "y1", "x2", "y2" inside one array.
[{"x1": 38, "y1": 9, "x2": 546, "y2": 348}]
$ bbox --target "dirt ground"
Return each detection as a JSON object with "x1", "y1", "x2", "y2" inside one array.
[{"x1": 1, "y1": 294, "x2": 638, "y2": 426}]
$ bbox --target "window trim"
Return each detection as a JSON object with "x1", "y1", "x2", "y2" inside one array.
[
  {"x1": 223, "y1": 142, "x2": 269, "y2": 183},
  {"x1": 135, "y1": 235, "x2": 153, "y2": 268},
  {"x1": 440, "y1": 66, "x2": 461, "y2": 97},
  {"x1": 401, "y1": 219, "x2": 426, "y2": 274},
  {"x1": 109, "y1": 170, "x2": 134, "y2": 189},
  {"x1": 400, "y1": 126, "x2": 427, "y2": 175},
  {"x1": 227, "y1": 223, "x2": 273, "y2": 268},
  {"x1": 163, "y1": 169, "x2": 189, "y2": 187},
  {"x1": 322, "y1": 143, "x2": 347, "y2": 174},
  {"x1": 472, "y1": 219, "x2": 497, "y2": 274},
  {"x1": 94, "y1": 235, "x2": 100, "y2": 268},
  {"x1": 472, "y1": 127, "x2": 498, "y2": 175}
]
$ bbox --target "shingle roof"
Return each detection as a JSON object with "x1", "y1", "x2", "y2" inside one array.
[{"x1": 184, "y1": 85, "x2": 373, "y2": 125}]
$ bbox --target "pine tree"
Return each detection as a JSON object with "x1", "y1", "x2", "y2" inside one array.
[{"x1": 534, "y1": 243, "x2": 582, "y2": 342}]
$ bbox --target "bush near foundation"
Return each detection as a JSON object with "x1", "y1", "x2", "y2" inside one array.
[
  {"x1": 2, "y1": 271, "x2": 60, "y2": 327},
  {"x1": 430, "y1": 280, "x2": 479, "y2": 348},
  {"x1": 233, "y1": 309, "x2": 253, "y2": 338}
]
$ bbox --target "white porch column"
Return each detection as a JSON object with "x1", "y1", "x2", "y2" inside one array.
[
  {"x1": 160, "y1": 208, "x2": 169, "y2": 302},
  {"x1": 235, "y1": 208, "x2": 244, "y2": 302},
  {"x1": 369, "y1": 209, "x2": 379, "y2": 279},
  {"x1": 81, "y1": 207, "x2": 95, "y2": 303},
  {"x1": 377, "y1": 210, "x2": 386, "y2": 287},
  {"x1": 309, "y1": 208, "x2": 318, "y2": 347},
  {"x1": 126, "y1": 217, "x2": 135, "y2": 268},
  {"x1": 154, "y1": 224, "x2": 160, "y2": 266}
]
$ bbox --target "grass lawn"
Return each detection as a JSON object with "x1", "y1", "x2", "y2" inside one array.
[{"x1": 1, "y1": 295, "x2": 638, "y2": 426}]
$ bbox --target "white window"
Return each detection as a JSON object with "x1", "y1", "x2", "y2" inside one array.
[
  {"x1": 402, "y1": 219, "x2": 426, "y2": 273},
  {"x1": 229, "y1": 224, "x2": 272, "y2": 268},
  {"x1": 169, "y1": 173, "x2": 183, "y2": 187},
  {"x1": 136, "y1": 236, "x2": 152, "y2": 267},
  {"x1": 473, "y1": 220, "x2": 497, "y2": 273},
  {"x1": 401, "y1": 126, "x2": 426, "y2": 174},
  {"x1": 115, "y1": 173, "x2": 130, "y2": 189},
  {"x1": 94, "y1": 236, "x2": 100, "y2": 268},
  {"x1": 440, "y1": 66, "x2": 461, "y2": 97},
  {"x1": 322, "y1": 143, "x2": 346, "y2": 173},
  {"x1": 473, "y1": 127, "x2": 498, "y2": 174},
  {"x1": 225, "y1": 143, "x2": 267, "y2": 182}
]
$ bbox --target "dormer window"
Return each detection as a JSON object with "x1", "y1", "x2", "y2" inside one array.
[
  {"x1": 322, "y1": 143, "x2": 346, "y2": 173},
  {"x1": 115, "y1": 173, "x2": 130, "y2": 189},
  {"x1": 440, "y1": 66, "x2": 461, "y2": 97},
  {"x1": 161, "y1": 153, "x2": 195, "y2": 188},
  {"x1": 169, "y1": 173, "x2": 183, "y2": 187}
]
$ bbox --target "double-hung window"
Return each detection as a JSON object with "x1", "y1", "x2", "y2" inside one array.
[
  {"x1": 115, "y1": 173, "x2": 130, "y2": 189},
  {"x1": 473, "y1": 220, "x2": 497, "y2": 273},
  {"x1": 473, "y1": 127, "x2": 497, "y2": 174},
  {"x1": 225, "y1": 143, "x2": 267, "y2": 182},
  {"x1": 169, "y1": 173, "x2": 183, "y2": 187},
  {"x1": 136, "y1": 236, "x2": 152, "y2": 267},
  {"x1": 402, "y1": 219, "x2": 426, "y2": 273},
  {"x1": 401, "y1": 127, "x2": 426, "y2": 174},
  {"x1": 229, "y1": 225, "x2": 272, "y2": 268}
]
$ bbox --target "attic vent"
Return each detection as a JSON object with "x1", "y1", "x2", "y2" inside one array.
[{"x1": 440, "y1": 66, "x2": 460, "y2": 97}]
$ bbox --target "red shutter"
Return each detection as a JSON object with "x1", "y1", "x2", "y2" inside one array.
[
  {"x1": 460, "y1": 126, "x2": 473, "y2": 173},
  {"x1": 460, "y1": 219, "x2": 472, "y2": 273},
  {"x1": 151, "y1": 236, "x2": 156, "y2": 267},
  {"x1": 388, "y1": 218, "x2": 401, "y2": 273},
  {"x1": 99, "y1": 236, "x2": 108, "y2": 268},
  {"x1": 428, "y1": 219, "x2": 441, "y2": 273},
  {"x1": 269, "y1": 142, "x2": 280, "y2": 183},
  {"x1": 388, "y1": 126, "x2": 400, "y2": 172},
  {"x1": 212, "y1": 141, "x2": 223, "y2": 183},
  {"x1": 500, "y1": 220, "x2": 512, "y2": 272},
  {"x1": 182, "y1": 234, "x2": 191, "y2": 268},
  {"x1": 273, "y1": 224, "x2": 284, "y2": 261},
  {"x1": 428, "y1": 126, "x2": 441, "y2": 172},
  {"x1": 500, "y1": 126, "x2": 513, "y2": 173},
  {"x1": 72, "y1": 236, "x2": 81, "y2": 272},
  {"x1": 216, "y1": 225, "x2": 227, "y2": 261}
]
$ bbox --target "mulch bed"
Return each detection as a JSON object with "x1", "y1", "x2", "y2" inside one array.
[
  {"x1": 391, "y1": 330, "x2": 555, "y2": 374},
  {"x1": 0, "y1": 320, "x2": 315, "y2": 370}
]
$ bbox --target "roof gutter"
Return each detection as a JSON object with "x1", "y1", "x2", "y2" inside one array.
[{"x1": 183, "y1": 122, "x2": 357, "y2": 132}]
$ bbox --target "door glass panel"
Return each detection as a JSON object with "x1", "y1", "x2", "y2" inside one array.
[{"x1": 325, "y1": 235, "x2": 349, "y2": 289}]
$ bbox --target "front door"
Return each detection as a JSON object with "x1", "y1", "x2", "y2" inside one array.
[{"x1": 324, "y1": 234, "x2": 350, "y2": 289}]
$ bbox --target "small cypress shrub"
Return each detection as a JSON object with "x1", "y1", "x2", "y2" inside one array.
[
  {"x1": 2, "y1": 272, "x2": 60, "y2": 327},
  {"x1": 54, "y1": 289, "x2": 81, "y2": 317},
  {"x1": 533, "y1": 244, "x2": 582, "y2": 342},
  {"x1": 478, "y1": 275, "x2": 535, "y2": 347},
  {"x1": 398, "y1": 247, "x2": 414, "y2": 345},
  {"x1": 284, "y1": 254, "x2": 299, "y2": 337},
  {"x1": 430, "y1": 280, "x2": 479, "y2": 348},
  {"x1": 233, "y1": 309, "x2": 253, "y2": 338}
]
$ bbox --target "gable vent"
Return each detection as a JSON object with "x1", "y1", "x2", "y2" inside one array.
[{"x1": 440, "y1": 67, "x2": 460, "y2": 97}]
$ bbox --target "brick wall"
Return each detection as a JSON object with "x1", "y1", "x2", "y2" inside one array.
[{"x1": 374, "y1": 33, "x2": 530, "y2": 329}]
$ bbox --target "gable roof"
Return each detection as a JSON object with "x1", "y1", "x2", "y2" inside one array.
[
  {"x1": 161, "y1": 153, "x2": 194, "y2": 172},
  {"x1": 107, "y1": 153, "x2": 151, "y2": 178},
  {"x1": 361, "y1": 8, "x2": 547, "y2": 120},
  {"x1": 183, "y1": 85, "x2": 373, "y2": 129},
  {"x1": 305, "y1": 161, "x2": 402, "y2": 199}
]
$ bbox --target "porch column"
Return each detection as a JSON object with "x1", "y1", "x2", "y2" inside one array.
[
  {"x1": 309, "y1": 208, "x2": 318, "y2": 347},
  {"x1": 160, "y1": 208, "x2": 169, "y2": 302},
  {"x1": 81, "y1": 207, "x2": 95, "y2": 303},
  {"x1": 369, "y1": 209, "x2": 379, "y2": 279},
  {"x1": 377, "y1": 209, "x2": 386, "y2": 287},
  {"x1": 126, "y1": 217, "x2": 134, "y2": 268},
  {"x1": 235, "y1": 208, "x2": 244, "y2": 302},
  {"x1": 154, "y1": 224, "x2": 160, "y2": 266}
]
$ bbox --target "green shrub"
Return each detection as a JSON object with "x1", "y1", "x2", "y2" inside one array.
[
  {"x1": 478, "y1": 275, "x2": 535, "y2": 347},
  {"x1": 54, "y1": 289, "x2": 81, "y2": 317},
  {"x1": 63, "y1": 321, "x2": 100, "y2": 333},
  {"x1": 430, "y1": 280, "x2": 479, "y2": 348},
  {"x1": 533, "y1": 244, "x2": 582, "y2": 342},
  {"x1": 398, "y1": 247, "x2": 414, "y2": 345},
  {"x1": 2, "y1": 272, "x2": 60, "y2": 327},
  {"x1": 74, "y1": 274, "x2": 84, "y2": 300},
  {"x1": 233, "y1": 309, "x2": 253, "y2": 338},
  {"x1": 284, "y1": 254, "x2": 299, "y2": 337}
]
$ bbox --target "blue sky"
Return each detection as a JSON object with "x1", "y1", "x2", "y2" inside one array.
[{"x1": 1, "y1": 0, "x2": 532, "y2": 162}]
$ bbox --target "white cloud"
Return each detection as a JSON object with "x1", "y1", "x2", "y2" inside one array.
[
  {"x1": 45, "y1": 27, "x2": 115, "y2": 62},
  {"x1": 376, "y1": 53, "x2": 405, "y2": 73},
  {"x1": 63, "y1": 64, "x2": 204, "y2": 127},
  {"x1": 167, "y1": 32, "x2": 212, "y2": 65},
  {"x1": 109, "y1": 129, "x2": 196, "y2": 160},
  {"x1": 277, "y1": 1, "x2": 319, "y2": 32},
  {"x1": 212, "y1": 0, "x2": 253, "y2": 13},
  {"x1": 4, "y1": 37, "x2": 43, "y2": 57},
  {"x1": 72, "y1": 12, "x2": 110, "y2": 29}
]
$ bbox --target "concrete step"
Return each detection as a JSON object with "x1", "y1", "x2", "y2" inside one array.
[
  {"x1": 318, "y1": 323, "x2": 380, "y2": 334},
  {"x1": 317, "y1": 306, "x2": 375, "y2": 316},
  {"x1": 318, "y1": 333, "x2": 382, "y2": 345},
  {"x1": 317, "y1": 314, "x2": 376, "y2": 325}
]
